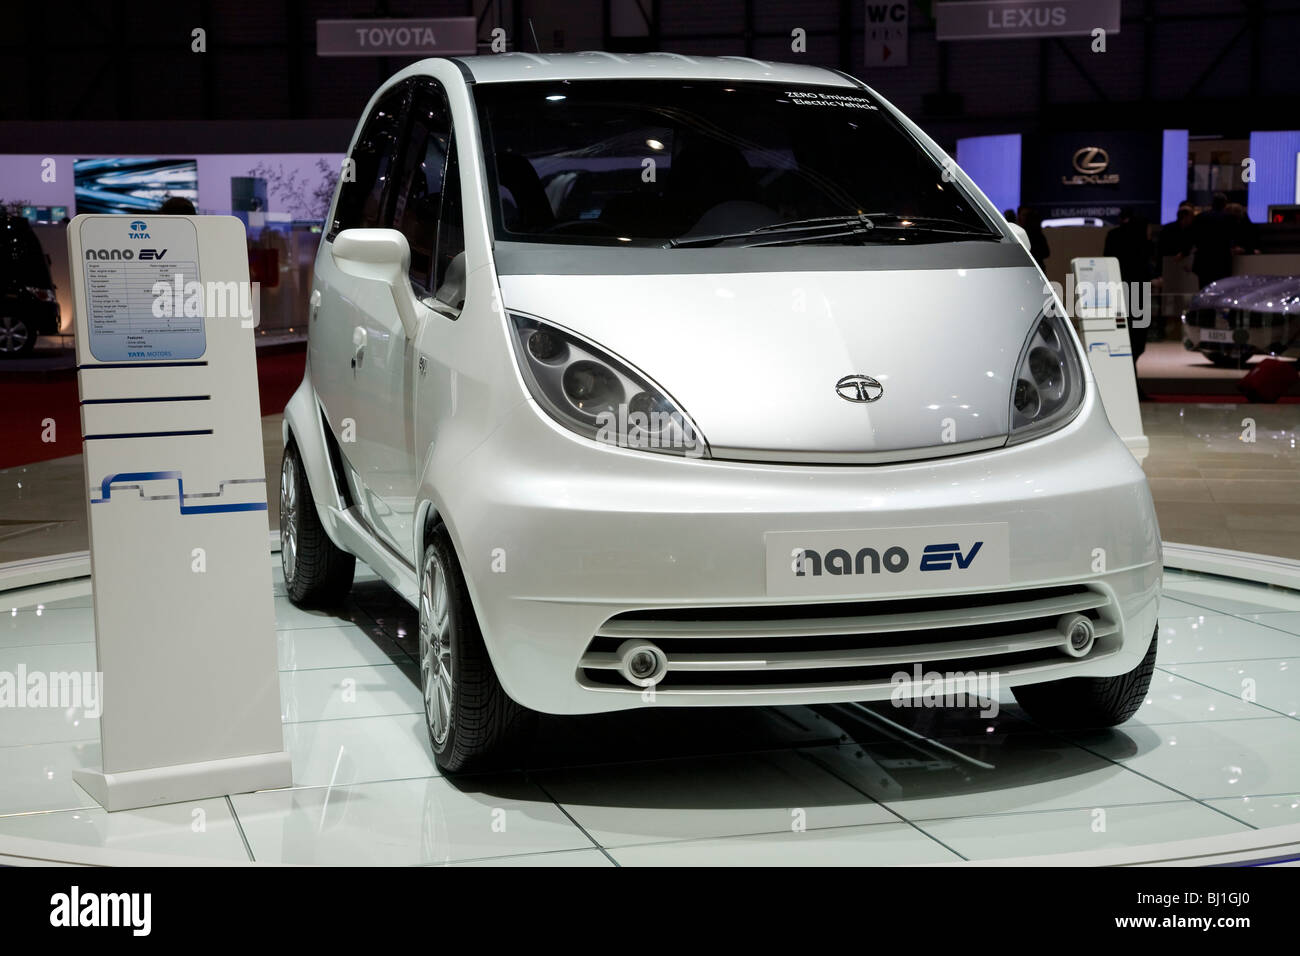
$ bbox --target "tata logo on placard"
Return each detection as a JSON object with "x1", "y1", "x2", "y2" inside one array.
[
  {"x1": 1062, "y1": 146, "x2": 1119, "y2": 186},
  {"x1": 128, "y1": 220, "x2": 151, "y2": 239}
]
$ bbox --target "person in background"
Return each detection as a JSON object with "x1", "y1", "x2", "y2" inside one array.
[
  {"x1": 1154, "y1": 203, "x2": 1197, "y2": 340},
  {"x1": 1158, "y1": 203, "x2": 1195, "y2": 259},
  {"x1": 1104, "y1": 208, "x2": 1157, "y2": 400},
  {"x1": 1016, "y1": 206, "x2": 1050, "y2": 269},
  {"x1": 1224, "y1": 202, "x2": 1261, "y2": 255},
  {"x1": 1003, "y1": 209, "x2": 1017, "y2": 223},
  {"x1": 1190, "y1": 192, "x2": 1234, "y2": 288},
  {"x1": 159, "y1": 196, "x2": 197, "y2": 215}
]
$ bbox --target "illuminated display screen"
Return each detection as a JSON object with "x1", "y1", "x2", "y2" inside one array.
[{"x1": 74, "y1": 158, "x2": 199, "y2": 215}]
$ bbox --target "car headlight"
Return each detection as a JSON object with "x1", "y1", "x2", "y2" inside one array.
[
  {"x1": 1007, "y1": 311, "x2": 1085, "y2": 444},
  {"x1": 509, "y1": 314, "x2": 708, "y2": 458}
]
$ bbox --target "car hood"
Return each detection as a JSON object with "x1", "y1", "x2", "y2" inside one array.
[{"x1": 498, "y1": 253, "x2": 1049, "y2": 463}]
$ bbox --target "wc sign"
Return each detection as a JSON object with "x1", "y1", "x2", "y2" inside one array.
[{"x1": 865, "y1": 2, "x2": 908, "y2": 67}]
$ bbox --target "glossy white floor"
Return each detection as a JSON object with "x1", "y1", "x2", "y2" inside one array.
[{"x1": 2, "y1": 556, "x2": 1300, "y2": 866}]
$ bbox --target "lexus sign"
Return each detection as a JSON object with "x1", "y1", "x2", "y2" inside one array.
[
  {"x1": 1064, "y1": 146, "x2": 1119, "y2": 185},
  {"x1": 935, "y1": 0, "x2": 1121, "y2": 41}
]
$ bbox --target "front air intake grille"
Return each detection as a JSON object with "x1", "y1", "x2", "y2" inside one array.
[{"x1": 578, "y1": 583, "x2": 1118, "y2": 694}]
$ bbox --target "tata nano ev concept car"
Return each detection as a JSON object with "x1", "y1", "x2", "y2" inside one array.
[{"x1": 281, "y1": 53, "x2": 1161, "y2": 772}]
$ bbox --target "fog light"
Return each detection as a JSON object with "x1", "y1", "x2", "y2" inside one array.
[
  {"x1": 615, "y1": 640, "x2": 668, "y2": 687},
  {"x1": 1057, "y1": 613, "x2": 1096, "y2": 658}
]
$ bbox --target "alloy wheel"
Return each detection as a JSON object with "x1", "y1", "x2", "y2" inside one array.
[
  {"x1": 0, "y1": 316, "x2": 30, "y2": 354},
  {"x1": 420, "y1": 549, "x2": 454, "y2": 748},
  {"x1": 280, "y1": 455, "x2": 298, "y2": 584}
]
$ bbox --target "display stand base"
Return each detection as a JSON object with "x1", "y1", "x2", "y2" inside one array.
[{"x1": 74, "y1": 751, "x2": 292, "y2": 812}]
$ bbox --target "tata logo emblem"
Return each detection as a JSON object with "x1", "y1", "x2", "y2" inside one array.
[
  {"x1": 128, "y1": 219, "x2": 150, "y2": 239},
  {"x1": 1063, "y1": 147, "x2": 1119, "y2": 186},
  {"x1": 835, "y1": 374, "x2": 884, "y2": 403}
]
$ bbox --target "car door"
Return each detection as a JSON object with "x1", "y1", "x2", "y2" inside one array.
[
  {"x1": 310, "y1": 82, "x2": 408, "y2": 513},
  {"x1": 352, "y1": 77, "x2": 465, "y2": 560}
]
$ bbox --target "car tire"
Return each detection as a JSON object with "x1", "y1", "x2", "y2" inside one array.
[
  {"x1": 1208, "y1": 351, "x2": 1242, "y2": 369},
  {"x1": 419, "y1": 525, "x2": 536, "y2": 774},
  {"x1": 0, "y1": 314, "x2": 37, "y2": 358},
  {"x1": 1011, "y1": 625, "x2": 1157, "y2": 729},
  {"x1": 280, "y1": 439, "x2": 355, "y2": 607}
]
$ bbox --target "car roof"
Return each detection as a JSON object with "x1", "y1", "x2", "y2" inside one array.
[{"x1": 444, "y1": 51, "x2": 856, "y2": 87}]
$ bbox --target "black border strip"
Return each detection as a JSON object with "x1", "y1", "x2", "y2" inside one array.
[
  {"x1": 81, "y1": 395, "x2": 211, "y2": 405},
  {"x1": 78, "y1": 361, "x2": 209, "y2": 370},
  {"x1": 83, "y1": 429, "x2": 214, "y2": 440}
]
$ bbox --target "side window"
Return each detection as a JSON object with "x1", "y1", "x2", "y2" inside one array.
[
  {"x1": 435, "y1": 136, "x2": 466, "y2": 294},
  {"x1": 391, "y1": 80, "x2": 467, "y2": 299},
  {"x1": 391, "y1": 85, "x2": 452, "y2": 291},
  {"x1": 331, "y1": 86, "x2": 406, "y2": 237}
]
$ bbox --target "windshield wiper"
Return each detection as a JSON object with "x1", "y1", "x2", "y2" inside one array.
[
  {"x1": 665, "y1": 213, "x2": 997, "y2": 248},
  {"x1": 665, "y1": 214, "x2": 874, "y2": 248},
  {"x1": 858, "y1": 213, "x2": 999, "y2": 238}
]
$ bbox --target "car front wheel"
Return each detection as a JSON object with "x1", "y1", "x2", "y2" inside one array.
[
  {"x1": 1011, "y1": 625, "x2": 1158, "y2": 728},
  {"x1": 419, "y1": 525, "x2": 535, "y2": 773},
  {"x1": 280, "y1": 439, "x2": 355, "y2": 607}
]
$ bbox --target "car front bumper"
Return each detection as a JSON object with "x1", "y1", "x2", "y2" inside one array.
[{"x1": 428, "y1": 386, "x2": 1161, "y2": 715}]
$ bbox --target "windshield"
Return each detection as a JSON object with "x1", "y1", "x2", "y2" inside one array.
[{"x1": 473, "y1": 80, "x2": 995, "y2": 248}]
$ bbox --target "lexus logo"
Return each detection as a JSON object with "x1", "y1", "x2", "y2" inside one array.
[
  {"x1": 835, "y1": 374, "x2": 884, "y2": 403},
  {"x1": 1072, "y1": 146, "x2": 1110, "y2": 175}
]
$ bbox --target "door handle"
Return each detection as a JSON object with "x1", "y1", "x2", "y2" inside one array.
[{"x1": 351, "y1": 326, "x2": 367, "y2": 370}]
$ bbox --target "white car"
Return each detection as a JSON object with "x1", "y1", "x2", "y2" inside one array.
[{"x1": 281, "y1": 53, "x2": 1162, "y2": 772}]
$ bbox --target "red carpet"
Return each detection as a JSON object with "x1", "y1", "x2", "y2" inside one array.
[{"x1": 0, "y1": 345, "x2": 306, "y2": 470}]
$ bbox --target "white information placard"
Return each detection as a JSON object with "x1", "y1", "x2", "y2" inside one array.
[
  {"x1": 1071, "y1": 256, "x2": 1149, "y2": 464},
  {"x1": 68, "y1": 214, "x2": 291, "y2": 811},
  {"x1": 82, "y1": 217, "x2": 206, "y2": 361}
]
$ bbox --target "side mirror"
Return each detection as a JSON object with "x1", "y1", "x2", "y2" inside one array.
[
  {"x1": 331, "y1": 228, "x2": 421, "y2": 339},
  {"x1": 1007, "y1": 222, "x2": 1032, "y2": 253},
  {"x1": 433, "y1": 252, "x2": 467, "y2": 315}
]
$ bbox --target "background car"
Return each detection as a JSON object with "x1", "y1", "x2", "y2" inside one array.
[
  {"x1": 1181, "y1": 274, "x2": 1300, "y2": 367},
  {"x1": 0, "y1": 215, "x2": 60, "y2": 358}
]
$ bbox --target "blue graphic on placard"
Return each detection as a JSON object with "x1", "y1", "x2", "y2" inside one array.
[{"x1": 90, "y1": 471, "x2": 267, "y2": 515}]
